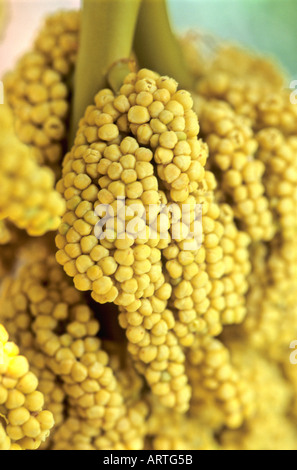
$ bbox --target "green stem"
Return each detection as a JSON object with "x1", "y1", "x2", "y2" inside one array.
[
  {"x1": 134, "y1": 0, "x2": 194, "y2": 90},
  {"x1": 107, "y1": 59, "x2": 133, "y2": 94},
  {"x1": 71, "y1": 0, "x2": 142, "y2": 142}
]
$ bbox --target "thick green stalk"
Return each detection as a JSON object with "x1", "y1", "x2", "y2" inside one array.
[
  {"x1": 134, "y1": 0, "x2": 194, "y2": 89},
  {"x1": 71, "y1": 0, "x2": 141, "y2": 142}
]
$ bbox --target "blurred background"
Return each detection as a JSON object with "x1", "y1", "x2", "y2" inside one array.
[{"x1": 1, "y1": 0, "x2": 297, "y2": 79}]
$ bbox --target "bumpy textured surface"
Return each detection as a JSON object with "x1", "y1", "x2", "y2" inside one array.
[
  {"x1": 187, "y1": 335, "x2": 255, "y2": 429},
  {"x1": 55, "y1": 68, "x2": 254, "y2": 415},
  {"x1": 196, "y1": 98, "x2": 275, "y2": 241},
  {"x1": 0, "y1": 105, "x2": 65, "y2": 235},
  {"x1": 0, "y1": 252, "x2": 148, "y2": 450},
  {"x1": 0, "y1": 324, "x2": 54, "y2": 450},
  {"x1": 2, "y1": 8, "x2": 297, "y2": 451},
  {"x1": 219, "y1": 341, "x2": 297, "y2": 450},
  {"x1": 4, "y1": 11, "x2": 80, "y2": 176}
]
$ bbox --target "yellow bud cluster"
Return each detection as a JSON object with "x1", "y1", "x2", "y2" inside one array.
[
  {"x1": 182, "y1": 38, "x2": 284, "y2": 89},
  {"x1": 219, "y1": 341, "x2": 297, "y2": 450},
  {"x1": 187, "y1": 360, "x2": 226, "y2": 432},
  {"x1": 2, "y1": 13, "x2": 297, "y2": 448},
  {"x1": 0, "y1": 225, "x2": 49, "y2": 282},
  {"x1": 0, "y1": 252, "x2": 148, "y2": 450},
  {"x1": 102, "y1": 340, "x2": 145, "y2": 405},
  {"x1": 239, "y1": 238, "x2": 297, "y2": 357},
  {"x1": 0, "y1": 423, "x2": 13, "y2": 451},
  {"x1": 208, "y1": 45, "x2": 285, "y2": 88},
  {"x1": 218, "y1": 203, "x2": 251, "y2": 326},
  {"x1": 197, "y1": 72, "x2": 275, "y2": 125},
  {"x1": 163, "y1": 173, "x2": 225, "y2": 342},
  {"x1": 4, "y1": 11, "x2": 80, "y2": 174},
  {"x1": 193, "y1": 42, "x2": 297, "y2": 138},
  {"x1": 197, "y1": 98, "x2": 274, "y2": 241},
  {"x1": 147, "y1": 399, "x2": 218, "y2": 450},
  {"x1": 0, "y1": 105, "x2": 66, "y2": 236},
  {"x1": 34, "y1": 11, "x2": 80, "y2": 76},
  {"x1": 222, "y1": 413, "x2": 297, "y2": 451},
  {"x1": 257, "y1": 128, "x2": 297, "y2": 241},
  {"x1": 0, "y1": 324, "x2": 54, "y2": 450},
  {"x1": 187, "y1": 336, "x2": 255, "y2": 430},
  {"x1": 254, "y1": 91, "x2": 297, "y2": 136},
  {"x1": 184, "y1": 45, "x2": 297, "y2": 447},
  {"x1": 51, "y1": 399, "x2": 148, "y2": 450},
  {"x1": 27, "y1": 352, "x2": 66, "y2": 435},
  {"x1": 0, "y1": 269, "x2": 65, "y2": 440},
  {"x1": 57, "y1": 68, "x2": 211, "y2": 412},
  {"x1": 0, "y1": 264, "x2": 67, "y2": 447}
]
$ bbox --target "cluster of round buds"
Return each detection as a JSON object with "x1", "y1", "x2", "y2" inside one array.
[
  {"x1": 197, "y1": 98, "x2": 275, "y2": 241},
  {"x1": 0, "y1": 261, "x2": 67, "y2": 446},
  {"x1": 193, "y1": 40, "x2": 286, "y2": 123},
  {"x1": 194, "y1": 45, "x2": 297, "y2": 137},
  {"x1": 163, "y1": 171, "x2": 225, "y2": 343},
  {"x1": 4, "y1": 11, "x2": 80, "y2": 174},
  {"x1": 0, "y1": 105, "x2": 65, "y2": 236},
  {"x1": 192, "y1": 172, "x2": 225, "y2": 336},
  {"x1": 56, "y1": 68, "x2": 211, "y2": 412},
  {"x1": 219, "y1": 340, "x2": 296, "y2": 450},
  {"x1": 121, "y1": 73, "x2": 226, "y2": 345},
  {"x1": 102, "y1": 340, "x2": 145, "y2": 406},
  {"x1": 196, "y1": 72, "x2": 277, "y2": 126},
  {"x1": 187, "y1": 357, "x2": 226, "y2": 432},
  {"x1": 0, "y1": 253, "x2": 148, "y2": 450},
  {"x1": 57, "y1": 135, "x2": 171, "y2": 305},
  {"x1": 208, "y1": 45, "x2": 285, "y2": 88},
  {"x1": 0, "y1": 266, "x2": 66, "y2": 439},
  {"x1": 218, "y1": 203, "x2": 251, "y2": 326},
  {"x1": 221, "y1": 413, "x2": 297, "y2": 451},
  {"x1": 241, "y1": 238, "x2": 297, "y2": 356},
  {"x1": 34, "y1": 11, "x2": 80, "y2": 76},
  {"x1": 187, "y1": 336, "x2": 255, "y2": 430},
  {"x1": 256, "y1": 128, "x2": 297, "y2": 241},
  {"x1": 51, "y1": 399, "x2": 148, "y2": 450},
  {"x1": 26, "y1": 351, "x2": 66, "y2": 439},
  {"x1": 227, "y1": 340, "x2": 293, "y2": 417},
  {"x1": 147, "y1": 399, "x2": 218, "y2": 450},
  {"x1": 240, "y1": 242, "x2": 273, "y2": 349},
  {"x1": 57, "y1": 134, "x2": 190, "y2": 412},
  {"x1": 0, "y1": 423, "x2": 13, "y2": 451},
  {"x1": 117, "y1": 69, "x2": 206, "y2": 205},
  {"x1": 0, "y1": 324, "x2": 54, "y2": 450},
  {"x1": 254, "y1": 90, "x2": 297, "y2": 136}
]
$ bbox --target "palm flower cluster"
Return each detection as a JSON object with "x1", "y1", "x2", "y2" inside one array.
[
  {"x1": 1, "y1": 1, "x2": 297, "y2": 450},
  {"x1": 0, "y1": 105, "x2": 65, "y2": 235},
  {"x1": 4, "y1": 11, "x2": 80, "y2": 176}
]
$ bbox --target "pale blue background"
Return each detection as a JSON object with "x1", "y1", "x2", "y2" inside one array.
[{"x1": 168, "y1": 0, "x2": 297, "y2": 78}]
